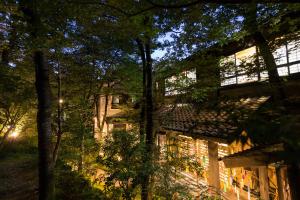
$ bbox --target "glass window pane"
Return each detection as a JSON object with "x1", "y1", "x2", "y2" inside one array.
[
  {"x1": 273, "y1": 45, "x2": 287, "y2": 65},
  {"x1": 235, "y1": 46, "x2": 256, "y2": 67},
  {"x1": 112, "y1": 96, "x2": 119, "y2": 104},
  {"x1": 237, "y1": 74, "x2": 258, "y2": 84},
  {"x1": 277, "y1": 66, "x2": 288, "y2": 76},
  {"x1": 220, "y1": 55, "x2": 235, "y2": 78},
  {"x1": 186, "y1": 69, "x2": 197, "y2": 81},
  {"x1": 288, "y1": 40, "x2": 300, "y2": 63},
  {"x1": 221, "y1": 77, "x2": 236, "y2": 86},
  {"x1": 289, "y1": 63, "x2": 300, "y2": 74}
]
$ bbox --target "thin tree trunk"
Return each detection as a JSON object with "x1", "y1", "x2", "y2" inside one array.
[
  {"x1": 99, "y1": 94, "x2": 109, "y2": 133},
  {"x1": 78, "y1": 131, "x2": 85, "y2": 172},
  {"x1": 95, "y1": 94, "x2": 101, "y2": 129},
  {"x1": 53, "y1": 62, "x2": 62, "y2": 165}
]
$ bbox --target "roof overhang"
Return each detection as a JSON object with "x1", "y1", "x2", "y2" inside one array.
[{"x1": 220, "y1": 143, "x2": 284, "y2": 168}]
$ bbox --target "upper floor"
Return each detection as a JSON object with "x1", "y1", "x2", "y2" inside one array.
[{"x1": 160, "y1": 33, "x2": 300, "y2": 100}]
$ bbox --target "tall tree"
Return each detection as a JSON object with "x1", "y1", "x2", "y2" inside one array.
[{"x1": 20, "y1": 1, "x2": 54, "y2": 199}]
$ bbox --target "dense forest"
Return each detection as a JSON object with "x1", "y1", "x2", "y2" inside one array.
[{"x1": 1, "y1": 1, "x2": 300, "y2": 200}]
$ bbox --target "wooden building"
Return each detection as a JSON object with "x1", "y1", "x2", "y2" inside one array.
[{"x1": 156, "y1": 32, "x2": 300, "y2": 200}]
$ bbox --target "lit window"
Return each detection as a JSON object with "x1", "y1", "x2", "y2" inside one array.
[
  {"x1": 186, "y1": 69, "x2": 197, "y2": 81},
  {"x1": 112, "y1": 95, "x2": 121, "y2": 109},
  {"x1": 220, "y1": 55, "x2": 235, "y2": 78},
  {"x1": 112, "y1": 96, "x2": 119, "y2": 104},
  {"x1": 288, "y1": 40, "x2": 300, "y2": 63},
  {"x1": 235, "y1": 46, "x2": 256, "y2": 68},
  {"x1": 220, "y1": 47, "x2": 258, "y2": 86},
  {"x1": 237, "y1": 74, "x2": 258, "y2": 84},
  {"x1": 290, "y1": 63, "x2": 300, "y2": 74},
  {"x1": 165, "y1": 69, "x2": 196, "y2": 96},
  {"x1": 277, "y1": 66, "x2": 288, "y2": 76},
  {"x1": 221, "y1": 77, "x2": 236, "y2": 86},
  {"x1": 113, "y1": 124, "x2": 126, "y2": 131},
  {"x1": 273, "y1": 45, "x2": 287, "y2": 65}
]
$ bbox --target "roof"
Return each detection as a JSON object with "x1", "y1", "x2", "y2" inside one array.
[
  {"x1": 220, "y1": 143, "x2": 285, "y2": 168},
  {"x1": 159, "y1": 96, "x2": 269, "y2": 143}
]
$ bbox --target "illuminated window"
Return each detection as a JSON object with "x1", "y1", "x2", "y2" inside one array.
[
  {"x1": 277, "y1": 66, "x2": 288, "y2": 76},
  {"x1": 221, "y1": 47, "x2": 258, "y2": 86},
  {"x1": 288, "y1": 40, "x2": 300, "y2": 63},
  {"x1": 290, "y1": 63, "x2": 300, "y2": 74},
  {"x1": 273, "y1": 45, "x2": 287, "y2": 65},
  {"x1": 111, "y1": 95, "x2": 125, "y2": 109},
  {"x1": 112, "y1": 95, "x2": 119, "y2": 104},
  {"x1": 220, "y1": 37, "x2": 300, "y2": 86},
  {"x1": 165, "y1": 69, "x2": 196, "y2": 96},
  {"x1": 113, "y1": 123, "x2": 126, "y2": 131}
]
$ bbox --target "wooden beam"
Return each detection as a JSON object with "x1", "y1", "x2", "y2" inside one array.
[
  {"x1": 275, "y1": 165, "x2": 285, "y2": 200},
  {"x1": 259, "y1": 166, "x2": 270, "y2": 200},
  {"x1": 208, "y1": 141, "x2": 220, "y2": 194},
  {"x1": 223, "y1": 154, "x2": 268, "y2": 168}
]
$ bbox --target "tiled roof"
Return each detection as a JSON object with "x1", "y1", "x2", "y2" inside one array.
[{"x1": 159, "y1": 97, "x2": 269, "y2": 142}]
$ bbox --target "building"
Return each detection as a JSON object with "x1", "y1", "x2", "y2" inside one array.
[
  {"x1": 156, "y1": 32, "x2": 300, "y2": 200},
  {"x1": 94, "y1": 84, "x2": 135, "y2": 141}
]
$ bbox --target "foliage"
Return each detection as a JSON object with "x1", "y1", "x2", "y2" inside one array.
[
  {"x1": 55, "y1": 163, "x2": 106, "y2": 200},
  {"x1": 98, "y1": 130, "x2": 145, "y2": 200}
]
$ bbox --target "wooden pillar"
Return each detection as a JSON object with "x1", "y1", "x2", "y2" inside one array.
[
  {"x1": 208, "y1": 141, "x2": 220, "y2": 194},
  {"x1": 258, "y1": 166, "x2": 270, "y2": 200},
  {"x1": 276, "y1": 165, "x2": 285, "y2": 200}
]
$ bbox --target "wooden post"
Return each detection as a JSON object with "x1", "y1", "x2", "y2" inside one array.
[
  {"x1": 208, "y1": 141, "x2": 220, "y2": 195},
  {"x1": 258, "y1": 166, "x2": 270, "y2": 200},
  {"x1": 276, "y1": 165, "x2": 285, "y2": 200}
]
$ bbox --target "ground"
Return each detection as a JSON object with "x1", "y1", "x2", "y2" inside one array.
[
  {"x1": 0, "y1": 137, "x2": 104, "y2": 200},
  {"x1": 0, "y1": 139, "x2": 38, "y2": 200}
]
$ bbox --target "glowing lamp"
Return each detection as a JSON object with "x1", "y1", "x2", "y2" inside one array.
[{"x1": 10, "y1": 131, "x2": 19, "y2": 138}]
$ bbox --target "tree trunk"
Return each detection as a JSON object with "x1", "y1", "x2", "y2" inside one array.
[
  {"x1": 99, "y1": 94, "x2": 109, "y2": 133},
  {"x1": 140, "y1": 36, "x2": 154, "y2": 200},
  {"x1": 136, "y1": 38, "x2": 147, "y2": 138},
  {"x1": 21, "y1": 2, "x2": 54, "y2": 199},
  {"x1": 253, "y1": 32, "x2": 285, "y2": 100},
  {"x1": 53, "y1": 62, "x2": 62, "y2": 165},
  {"x1": 244, "y1": 4, "x2": 285, "y2": 100},
  {"x1": 35, "y1": 50, "x2": 54, "y2": 200},
  {"x1": 145, "y1": 37, "x2": 154, "y2": 150},
  {"x1": 136, "y1": 37, "x2": 150, "y2": 200},
  {"x1": 78, "y1": 131, "x2": 85, "y2": 172}
]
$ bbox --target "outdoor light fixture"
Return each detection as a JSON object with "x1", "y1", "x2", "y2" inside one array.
[
  {"x1": 9, "y1": 131, "x2": 19, "y2": 138},
  {"x1": 59, "y1": 99, "x2": 64, "y2": 104},
  {"x1": 178, "y1": 135, "x2": 192, "y2": 139}
]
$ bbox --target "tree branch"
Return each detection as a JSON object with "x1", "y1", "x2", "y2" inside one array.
[{"x1": 146, "y1": 0, "x2": 298, "y2": 8}]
